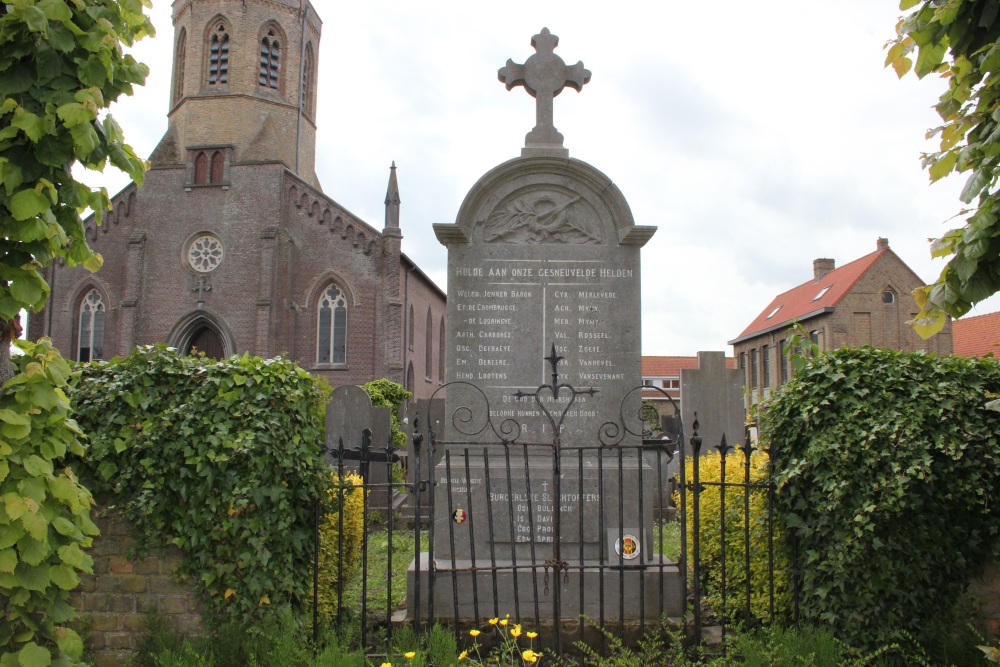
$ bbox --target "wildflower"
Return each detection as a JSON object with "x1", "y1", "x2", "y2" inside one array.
[
  {"x1": 510, "y1": 624, "x2": 522, "y2": 638},
  {"x1": 381, "y1": 663, "x2": 392, "y2": 667},
  {"x1": 489, "y1": 617, "x2": 499, "y2": 625},
  {"x1": 404, "y1": 651, "x2": 416, "y2": 659},
  {"x1": 458, "y1": 650, "x2": 468, "y2": 661},
  {"x1": 522, "y1": 649, "x2": 542, "y2": 663},
  {"x1": 527, "y1": 631, "x2": 538, "y2": 639},
  {"x1": 499, "y1": 618, "x2": 508, "y2": 626},
  {"x1": 469, "y1": 629, "x2": 481, "y2": 637}
]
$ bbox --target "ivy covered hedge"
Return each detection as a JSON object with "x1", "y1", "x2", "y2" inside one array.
[
  {"x1": 68, "y1": 346, "x2": 331, "y2": 626},
  {"x1": 763, "y1": 347, "x2": 1000, "y2": 647}
]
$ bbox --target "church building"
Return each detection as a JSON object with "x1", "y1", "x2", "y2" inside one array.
[{"x1": 29, "y1": 0, "x2": 447, "y2": 398}]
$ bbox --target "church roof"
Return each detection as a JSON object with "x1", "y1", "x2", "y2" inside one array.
[{"x1": 729, "y1": 247, "x2": 887, "y2": 345}]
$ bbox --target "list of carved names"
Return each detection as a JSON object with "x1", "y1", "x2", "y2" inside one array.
[{"x1": 450, "y1": 258, "x2": 637, "y2": 438}]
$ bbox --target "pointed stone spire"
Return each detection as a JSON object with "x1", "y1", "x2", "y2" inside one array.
[{"x1": 384, "y1": 161, "x2": 401, "y2": 232}]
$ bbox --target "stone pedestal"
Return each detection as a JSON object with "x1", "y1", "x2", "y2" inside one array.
[{"x1": 405, "y1": 448, "x2": 683, "y2": 623}]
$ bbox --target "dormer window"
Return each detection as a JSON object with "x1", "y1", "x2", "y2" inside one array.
[
  {"x1": 813, "y1": 285, "x2": 832, "y2": 301},
  {"x1": 209, "y1": 24, "x2": 229, "y2": 85},
  {"x1": 766, "y1": 305, "x2": 782, "y2": 319}
]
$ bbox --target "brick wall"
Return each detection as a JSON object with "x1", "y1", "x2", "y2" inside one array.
[{"x1": 70, "y1": 511, "x2": 202, "y2": 667}]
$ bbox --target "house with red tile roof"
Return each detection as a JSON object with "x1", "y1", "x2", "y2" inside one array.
[
  {"x1": 953, "y1": 310, "x2": 1000, "y2": 357},
  {"x1": 728, "y1": 238, "x2": 953, "y2": 402}
]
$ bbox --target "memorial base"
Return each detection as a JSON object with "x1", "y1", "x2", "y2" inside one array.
[{"x1": 406, "y1": 553, "x2": 683, "y2": 623}]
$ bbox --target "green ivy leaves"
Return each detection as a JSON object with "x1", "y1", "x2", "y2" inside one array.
[
  {"x1": 0, "y1": 339, "x2": 96, "y2": 666},
  {"x1": 763, "y1": 347, "x2": 1000, "y2": 647}
]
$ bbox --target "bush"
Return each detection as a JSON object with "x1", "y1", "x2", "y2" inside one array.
[
  {"x1": 763, "y1": 347, "x2": 1000, "y2": 648},
  {"x1": 678, "y1": 446, "x2": 790, "y2": 626},
  {"x1": 314, "y1": 471, "x2": 366, "y2": 626},
  {"x1": 69, "y1": 345, "x2": 330, "y2": 627}
]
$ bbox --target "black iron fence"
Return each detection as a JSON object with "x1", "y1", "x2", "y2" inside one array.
[{"x1": 312, "y1": 358, "x2": 790, "y2": 655}]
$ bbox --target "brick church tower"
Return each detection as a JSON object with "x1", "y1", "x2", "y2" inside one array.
[{"x1": 31, "y1": 0, "x2": 447, "y2": 397}]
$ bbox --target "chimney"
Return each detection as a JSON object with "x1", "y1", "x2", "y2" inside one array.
[
  {"x1": 813, "y1": 258, "x2": 835, "y2": 280},
  {"x1": 877, "y1": 237, "x2": 889, "y2": 251}
]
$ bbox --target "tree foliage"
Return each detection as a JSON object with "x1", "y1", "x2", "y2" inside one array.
[
  {"x1": 0, "y1": 0, "x2": 151, "y2": 326},
  {"x1": 763, "y1": 347, "x2": 1000, "y2": 647},
  {"x1": 69, "y1": 346, "x2": 331, "y2": 627},
  {"x1": 0, "y1": 340, "x2": 98, "y2": 667},
  {"x1": 887, "y1": 0, "x2": 1000, "y2": 337},
  {"x1": 0, "y1": 2, "x2": 152, "y2": 664}
]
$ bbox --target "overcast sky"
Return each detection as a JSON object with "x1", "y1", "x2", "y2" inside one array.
[{"x1": 83, "y1": 0, "x2": 1000, "y2": 356}]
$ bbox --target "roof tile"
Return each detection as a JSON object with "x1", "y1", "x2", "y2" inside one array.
[{"x1": 953, "y1": 310, "x2": 1000, "y2": 357}]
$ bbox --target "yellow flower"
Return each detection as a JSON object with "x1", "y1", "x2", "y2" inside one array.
[
  {"x1": 499, "y1": 618, "x2": 508, "y2": 626},
  {"x1": 522, "y1": 649, "x2": 542, "y2": 663},
  {"x1": 458, "y1": 650, "x2": 468, "y2": 661},
  {"x1": 381, "y1": 663, "x2": 392, "y2": 667},
  {"x1": 510, "y1": 624, "x2": 522, "y2": 638},
  {"x1": 527, "y1": 631, "x2": 538, "y2": 639},
  {"x1": 404, "y1": 652, "x2": 416, "y2": 659},
  {"x1": 469, "y1": 629, "x2": 481, "y2": 637},
  {"x1": 489, "y1": 617, "x2": 499, "y2": 625}
]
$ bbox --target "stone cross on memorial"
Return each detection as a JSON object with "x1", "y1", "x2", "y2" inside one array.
[{"x1": 498, "y1": 27, "x2": 591, "y2": 157}]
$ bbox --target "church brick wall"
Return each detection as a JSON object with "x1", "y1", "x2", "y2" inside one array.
[
  {"x1": 27, "y1": 0, "x2": 445, "y2": 396},
  {"x1": 404, "y1": 267, "x2": 448, "y2": 395}
]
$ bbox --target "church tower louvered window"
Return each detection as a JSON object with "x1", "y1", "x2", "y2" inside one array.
[
  {"x1": 259, "y1": 29, "x2": 280, "y2": 89},
  {"x1": 208, "y1": 24, "x2": 229, "y2": 84},
  {"x1": 302, "y1": 43, "x2": 315, "y2": 117},
  {"x1": 173, "y1": 28, "x2": 186, "y2": 104}
]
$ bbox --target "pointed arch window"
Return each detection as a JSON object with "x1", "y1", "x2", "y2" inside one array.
[
  {"x1": 208, "y1": 24, "x2": 229, "y2": 84},
  {"x1": 317, "y1": 285, "x2": 347, "y2": 365},
  {"x1": 259, "y1": 29, "x2": 280, "y2": 89},
  {"x1": 406, "y1": 363, "x2": 414, "y2": 393},
  {"x1": 195, "y1": 152, "x2": 209, "y2": 184},
  {"x1": 210, "y1": 151, "x2": 224, "y2": 183},
  {"x1": 302, "y1": 43, "x2": 316, "y2": 117},
  {"x1": 173, "y1": 28, "x2": 187, "y2": 104},
  {"x1": 78, "y1": 289, "x2": 105, "y2": 362},
  {"x1": 408, "y1": 305, "x2": 414, "y2": 351},
  {"x1": 425, "y1": 308, "x2": 433, "y2": 379}
]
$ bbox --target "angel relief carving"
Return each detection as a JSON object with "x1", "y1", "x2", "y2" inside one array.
[{"x1": 482, "y1": 192, "x2": 603, "y2": 244}]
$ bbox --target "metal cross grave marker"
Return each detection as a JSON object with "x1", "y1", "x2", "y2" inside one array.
[{"x1": 498, "y1": 27, "x2": 591, "y2": 157}]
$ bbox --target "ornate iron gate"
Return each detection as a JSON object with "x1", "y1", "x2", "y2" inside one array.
[{"x1": 312, "y1": 353, "x2": 788, "y2": 655}]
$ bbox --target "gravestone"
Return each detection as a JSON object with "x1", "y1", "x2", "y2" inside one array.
[
  {"x1": 408, "y1": 29, "x2": 681, "y2": 625},
  {"x1": 325, "y1": 385, "x2": 395, "y2": 510},
  {"x1": 680, "y1": 351, "x2": 745, "y2": 453}
]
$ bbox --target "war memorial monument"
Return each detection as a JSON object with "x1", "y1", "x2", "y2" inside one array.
[{"x1": 408, "y1": 28, "x2": 683, "y2": 631}]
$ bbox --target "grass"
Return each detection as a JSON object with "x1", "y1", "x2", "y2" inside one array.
[{"x1": 340, "y1": 516, "x2": 429, "y2": 621}]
